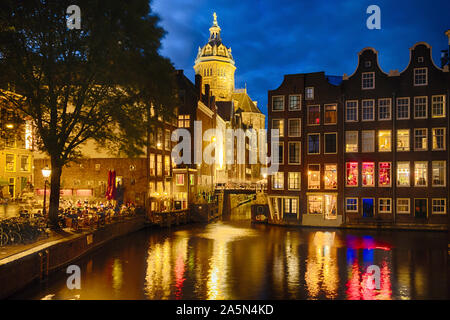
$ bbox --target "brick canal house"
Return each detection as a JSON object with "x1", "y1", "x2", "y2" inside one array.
[{"x1": 267, "y1": 32, "x2": 450, "y2": 229}]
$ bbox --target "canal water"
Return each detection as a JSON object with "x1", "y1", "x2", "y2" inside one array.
[{"x1": 11, "y1": 204, "x2": 449, "y2": 300}]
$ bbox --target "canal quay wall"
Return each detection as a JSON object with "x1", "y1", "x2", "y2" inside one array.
[{"x1": 0, "y1": 215, "x2": 146, "y2": 299}]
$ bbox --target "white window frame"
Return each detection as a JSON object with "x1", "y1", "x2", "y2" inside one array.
[
  {"x1": 378, "y1": 98, "x2": 392, "y2": 121},
  {"x1": 307, "y1": 133, "x2": 320, "y2": 155},
  {"x1": 288, "y1": 118, "x2": 301, "y2": 137},
  {"x1": 324, "y1": 132, "x2": 337, "y2": 154},
  {"x1": 345, "y1": 162, "x2": 359, "y2": 187},
  {"x1": 414, "y1": 161, "x2": 428, "y2": 187},
  {"x1": 345, "y1": 198, "x2": 359, "y2": 213},
  {"x1": 378, "y1": 130, "x2": 392, "y2": 152},
  {"x1": 432, "y1": 198, "x2": 446, "y2": 215},
  {"x1": 361, "y1": 162, "x2": 375, "y2": 187},
  {"x1": 378, "y1": 162, "x2": 392, "y2": 187},
  {"x1": 397, "y1": 198, "x2": 410, "y2": 214},
  {"x1": 345, "y1": 131, "x2": 358, "y2": 153},
  {"x1": 431, "y1": 95, "x2": 446, "y2": 118},
  {"x1": 414, "y1": 128, "x2": 428, "y2": 151},
  {"x1": 396, "y1": 97, "x2": 410, "y2": 120},
  {"x1": 307, "y1": 105, "x2": 320, "y2": 126},
  {"x1": 272, "y1": 172, "x2": 284, "y2": 190},
  {"x1": 272, "y1": 119, "x2": 284, "y2": 138},
  {"x1": 361, "y1": 99, "x2": 375, "y2": 121},
  {"x1": 288, "y1": 94, "x2": 302, "y2": 111},
  {"x1": 275, "y1": 142, "x2": 284, "y2": 165},
  {"x1": 378, "y1": 198, "x2": 392, "y2": 213},
  {"x1": 396, "y1": 129, "x2": 410, "y2": 152},
  {"x1": 432, "y1": 160, "x2": 446, "y2": 187},
  {"x1": 414, "y1": 67, "x2": 428, "y2": 86},
  {"x1": 324, "y1": 164, "x2": 338, "y2": 190},
  {"x1": 345, "y1": 100, "x2": 358, "y2": 122},
  {"x1": 308, "y1": 164, "x2": 321, "y2": 190},
  {"x1": 305, "y1": 87, "x2": 314, "y2": 100},
  {"x1": 361, "y1": 130, "x2": 375, "y2": 153},
  {"x1": 288, "y1": 172, "x2": 301, "y2": 191},
  {"x1": 288, "y1": 141, "x2": 301, "y2": 165},
  {"x1": 324, "y1": 104, "x2": 338, "y2": 125},
  {"x1": 362, "y1": 72, "x2": 375, "y2": 90},
  {"x1": 397, "y1": 161, "x2": 410, "y2": 187},
  {"x1": 414, "y1": 96, "x2": 428, "y2": 119},
  {"x1": 432, "y1": 128, "x2": 446, "y2": 151},
  {"x1": 272, "y1": 95, "x2": 285, "y2": 112}
]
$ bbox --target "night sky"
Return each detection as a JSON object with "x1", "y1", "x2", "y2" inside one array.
[{"x1": 153, "y1": 0, "x2": 450, "y2": 115}]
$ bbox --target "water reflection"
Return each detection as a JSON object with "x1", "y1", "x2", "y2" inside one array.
[{"x1": 12, "y1": 219, "x2": 449, "y2": 300}]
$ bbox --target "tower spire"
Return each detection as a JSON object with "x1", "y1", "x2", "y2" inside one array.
[
  {"x1": 213, "y1": 12, "x2": 218, "y2": 26},
  {"x1": 209, "y1": 12, "x2": 221, "y2": 43}
]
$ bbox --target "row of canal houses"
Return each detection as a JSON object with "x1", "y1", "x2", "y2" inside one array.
[{"x1": 266, "y1": 31, "x2": 450, "y2": 230}]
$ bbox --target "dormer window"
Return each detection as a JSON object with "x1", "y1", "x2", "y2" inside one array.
[
  {"x1": 362, "y1": 72, "x2": 375, "y2": 89},
  {"x1": 365, "y1": 61, "x2": 372, "y2": 68},
  {"x1": 418, "y1": 57, "x2": 424, "y2": 63},
  {"x1": 414, "y1": 67, "x2": 427, "y2": 86}
]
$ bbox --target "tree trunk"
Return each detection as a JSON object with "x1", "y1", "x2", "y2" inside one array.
[{"x1": 48, "y1": 157, "x2": 63, "y2": 230}]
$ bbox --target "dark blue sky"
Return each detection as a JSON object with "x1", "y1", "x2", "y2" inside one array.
[{"x1": 152, "y1": 0, "x2": 450, "y2": 115}]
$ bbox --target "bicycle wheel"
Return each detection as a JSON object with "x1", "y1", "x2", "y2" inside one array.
[
  {"x1": 0, "y1": 232, "x2": 8, "y2": 246},
  {"x1": 8, "y1": 231, "x2": 22, "y2": 245}
]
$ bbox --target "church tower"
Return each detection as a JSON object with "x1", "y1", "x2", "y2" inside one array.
[{"x1": 194, "y1": 13, "x2": 236, "y2": 101}]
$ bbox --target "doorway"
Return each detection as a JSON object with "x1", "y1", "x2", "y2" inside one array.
[
  {"x1": 414, "y1": 199, "x2": 427, "y2": 219},
  {"x1": 362, "y1": 198, "x2": 374, "y2": 218}
]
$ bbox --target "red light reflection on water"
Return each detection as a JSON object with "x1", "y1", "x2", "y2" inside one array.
[{"x1": 174, "y1": 254, "x2": 186, "y2": 299}]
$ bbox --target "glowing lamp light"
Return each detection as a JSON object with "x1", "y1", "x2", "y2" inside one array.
[
  {"x1": 5, "y1": 123, "x2": 14, "y2": 129},
  {"x1": 212, "y1": 136, "x2": 216, "y2": 142},
  {"x1": 157, "y1": 142, "x2": 162, "y2": 148},
  {"x1": 41, "y1": 166, "x2": 51, "y2": 178}
]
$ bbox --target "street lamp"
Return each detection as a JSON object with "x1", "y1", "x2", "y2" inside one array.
[{"x1": 41, "y1": 166, "x2": 51, "y2": 218}]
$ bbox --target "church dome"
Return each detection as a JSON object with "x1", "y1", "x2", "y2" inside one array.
[{"x1": 195, "y1": 13, "x2": 234, "y2": 65}]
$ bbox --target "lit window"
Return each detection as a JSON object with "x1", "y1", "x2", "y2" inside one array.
[
  {"x1": 432, "y1": 199, "x2": 446, "y2": 214},
  {"x1": 324, "y1": 194, "x2": 337, "y2": 220},
  {"x1": 288, "y1": 142, "x2": 301, "y2": 164},
  {"x1": 308, "y1": 134, "x2": 320, "y2": 154},
  {"x1": 432, "y1": 161, "x2": 446, "y2": 186},
  {"x1": 432, "y1": 95, "x2": 445, "y2": 118},
  {"x1": 346, "y1": 198, "x2": 358, "y2": 212},
  {"x1": 307, "y1": 105, "x2": 320, "y2": 125},
  {"x1": 345, "y1": 131, "x2": 358, "y2": 152},
  {"x1": 432, "y1": 128, "x2": 446, "y2": 151},
  {"x1": 379, "y1": 162, "x2": 391, "y2": 187},
  {"x1": 378, "y1": 98, "x2": 391, "y2": 120},
  {"x1": 346, "y1": 162, "x2": 358, "y2": 187},
  {"x1": 157, "y1": 128, "x2": 163, "y2": 149},
  {"x1": 308, "y1": 164, "x2": 320, "y2": 189},
  {"x1": 20, "y1": 155, "x2": 30, "y2": 172},
  {"x1": 324, "y1": 104, "x2": 337, "y2": 124},
  {"x1": 272, "y1": 172, "x2": 284, "y2": 189},
  {"x1": 176, "y1": 174, "x2": 185, "y2": 186},
  {"x1": 5, "y1": 154, "x2": 15, "y2": 172},
  {"x1": 362, "y1": 100, "x2": 375, "y2": 121},
  {"x1": 324, "y1": 133, "x2": 337, "y2": 154},
  {"x1": 346, "y1": 101, "x2": 358, "y2": 122},
  {"x1": 165, "y1": 129, "x2": 171, "y2": 150},
  {"x1": 289, "y1": 95, "x2": 301, "y2": 111},
  {"x1": 379, "y1": 198, "x2": 392, "y2": 213},
  {"x1": 284, "y1": 198, "x2": 298, "y2": 215},
  {"x1": 308, "y1": 195, "x2": 323, "y2": 214},
  {"x1": 362, "y1": 162, "x2": 375, "y2": 187},
  {"x1": 414, "y1": 162, "x2": 428, "y2": 186},
  {"x1": 288, "y1": 119, "x2": 301, "y2": 137},
  {"x1": 288, "y1": 172, "x2": 301, "y2": 190},
  {"x1": 149, "y1": 154, "x2": 155, "y2": 176},
  {"x1": 272, "y1": 96, "x2": 285, "y2": 111},
  {"x1": 414, "y1": 97, "x2": 427, "y2": 119},
  {"x1": 378, "y1": 130, "x2": 391, "y2": 152},
  {"x1": 397, "y1": 129, "x2": 410, "y2": 151},
  {"x1": 272, "y1": 119, "x2": 284, "y2": 137},
  {"x1": 414, "y1": 128, "x2": 427, "y2": 151},
  {"x1": 397, "y1": 199, "x2": 410, "y2": 214},
  {"x1": 414, "y1": 67, "x2": 427, "y2": 86},
  {"x1": 362, "y1": 72, "x2": 375, "y2": 89},
  {"x1": 361, "y1": 131, "x2": 375, "y2": 153},
  {"x1": 164, "y1": 155, "x2": 171, "y2": 176},
  {"x1": 157, "y1": 154, "x2": 162, "y2": 176},
  {"x1": 324, "y1": 164, "x2": 337, "y2": 189},
  {"x1": 397, "y1": 162, "x2": 410, "y2": 187},
  {"x1": 178, "y1": 114, "x2": 190, "y2": 128},
  {"x1": 305, "y1": 87, "x2": 314, "y2": 100},
  {"x1": 397, "y1": 98, "x2": 410, "y2": 119}
]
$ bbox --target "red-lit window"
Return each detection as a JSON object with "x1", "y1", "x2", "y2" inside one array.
[
  {"x1": 308, "y1": 105, "x2": 320, "y2": 125},
  {"x1": 379, "y1": 162, "x2": 391, "y2": 187},
  {"x1": 362, "y1": 162, "x2": 375, "y2": 186},
  {"x1": 346, "y1": 162, "x2": 358, "y2": 186}
]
